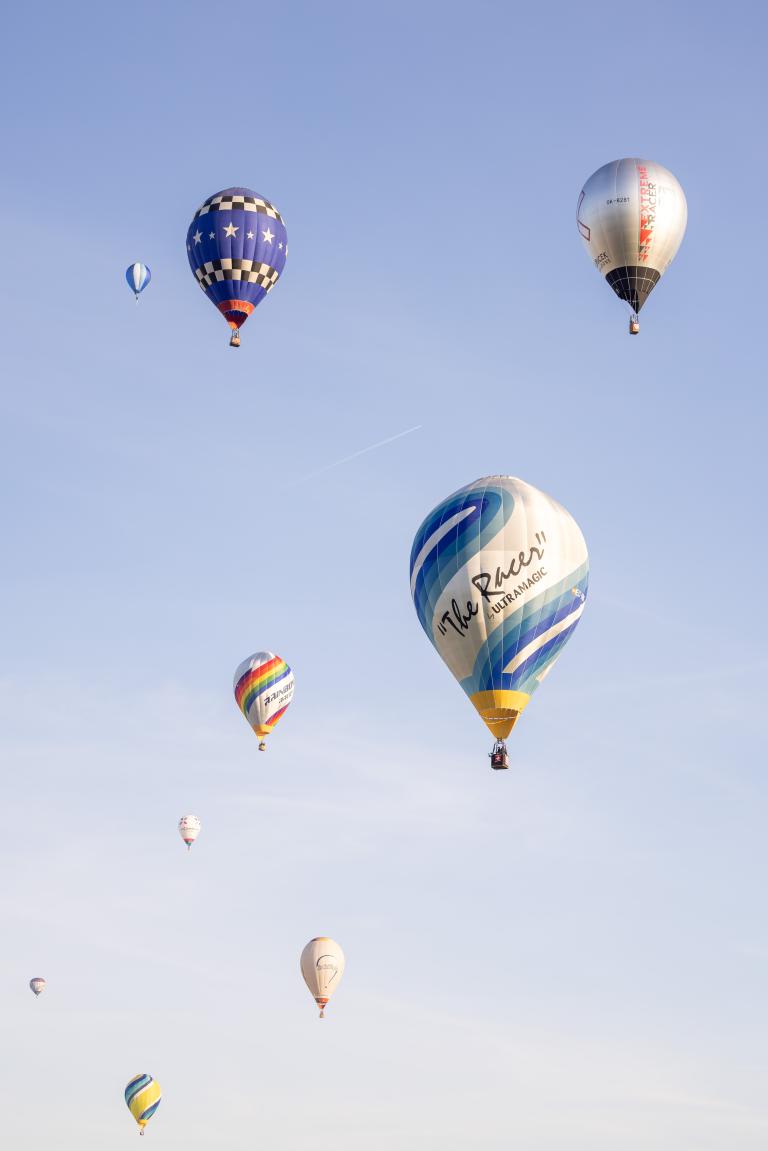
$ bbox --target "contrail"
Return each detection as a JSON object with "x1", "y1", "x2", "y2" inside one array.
[{"x1": 299, "y1": 424, "x2": 423, "y2": 482}]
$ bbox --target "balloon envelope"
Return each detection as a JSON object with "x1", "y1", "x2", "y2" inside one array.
[
  {"x1": 300, "y1": 937, "x2": 345, "y2": 1017},
  {"x1": 125, "y1": 1073, "x2": 161, "y2": 1131},
  {"x1": 410, "y1": 476, "x2": 588, "y2": 740},
  {"x1": 186, "y1": 187, "x2": 287, "y2": 339},
  {"x1": 178, "y1": 814, "x2": 201, "y2": 849},
  {"x1": 125, "y1": 262, "x2": 151, "y2": 298},
  {"x1": 234, "y1": 652, "x2": 294, "y2": 747},
  {"x1": 29, "y1": 977, "x2": 46, "y2": 996},
  {"x1": 577, "y1": 158, "x2": 687, "y2": 317}
]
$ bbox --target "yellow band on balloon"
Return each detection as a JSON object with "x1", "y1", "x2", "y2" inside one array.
[{"x1": 469, "y1": 689, "x2": 531, "y2": 738}]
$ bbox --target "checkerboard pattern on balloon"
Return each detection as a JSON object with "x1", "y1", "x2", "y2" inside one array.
[
  {"x1": 194, "y1": 258, "x2": 280, "y2": 292},
  {"x1": 193, "y1": 193, "x2": 285, "y2": 224}
]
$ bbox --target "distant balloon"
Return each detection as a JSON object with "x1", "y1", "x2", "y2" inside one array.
[
  {"x1": 125, "y1": 262, "x2": 151, "y2": 300},
  {"x1": 577, "y1": 158, "x2": 687, "y2": 333},
  {"x1": 29, "y1": 977, "x2": 46, "y2": 997},
  {"x1": 410, "y1": 476, "x2": 588, "y2": 767},
  {"x1": 125, "y1": 1073, "x2": 161, "y2": 1134},
  {"x1": 178, "y1": 815, "x2": 201, "y2": 850},
  {"x1": 300, "y1": 937, "x2": 345, "y2": 1018},
  {"x1": 186, "y1": 187, "x2": 287, "y2": 347},
  {"x1": 234, "y1": 651, "x2": 294, "y2": 751}
]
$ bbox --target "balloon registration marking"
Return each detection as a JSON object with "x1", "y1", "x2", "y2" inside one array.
[
  {"x1": 125, "y1": 1073, "x2": 161, "y2": 1134},
  {"x1": 410, "y1": 476, "x2": 589, "y2": 747}
]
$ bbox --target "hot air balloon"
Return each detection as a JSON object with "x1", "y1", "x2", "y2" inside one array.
[
  {"x1": 186, "y1": 187, "x2": 287, "y2": 347},
  {"x1": 410, "y1": 476, "x2": 588, "y2": 769},
  {"x1": 29, "y1": 977, "x2": 46, "y2": 997},
  {"x1": 300, "y1": 937, "x2": 345, "y2": 1018},
  {"x1": 125, "y1": 263, "x2": 151, "y2": 301},
  {"x1": 125, "y1": 1073, "x2": 161, "y2": 1135},
  {"x1": 178, "y1": 815, "x2": 201, "y2": 850},
  {"x1": 234, "y1": 651, "x2": 294, "y2": 751},
  {"x1": 577, "y1": 158, "x2": 687, "y2": 333}
]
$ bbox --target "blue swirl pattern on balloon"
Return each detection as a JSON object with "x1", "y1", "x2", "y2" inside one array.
[
  {"x1": 466, "y1": 567, "x2": 588, "y2": 698},
  {"x1": 125, "y1": 1072, "x2": 162, "y2": 1127},
  {"x1": 410, "y1": 484, "x2": 505, "y2": 641}
]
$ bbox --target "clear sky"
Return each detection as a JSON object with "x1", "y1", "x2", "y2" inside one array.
[{"x1": 1, "y1": 1, "x2": 767, "y2": 1147}]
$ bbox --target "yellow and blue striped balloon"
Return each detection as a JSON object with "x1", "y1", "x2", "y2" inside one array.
[{"x1": 125, "y1": 1073, "x2": 161, "y2": 1133}]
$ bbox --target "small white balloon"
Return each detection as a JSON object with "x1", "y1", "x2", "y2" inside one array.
[
  {"x1": 29, "y1": 977, "x2": 46, "y2": 997},
  {"x1": 178, "y1": 815, "x2": 201, "y2": 850},
  {"x1": 300, "y1": 937, "x2": 345, "y2": 1018}
]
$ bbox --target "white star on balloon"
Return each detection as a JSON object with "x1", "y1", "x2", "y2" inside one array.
[
  {"x1": 193, "y1": 230, "x2": 203, "y2": 244},
  {"x1": 247, "y1": 231, "x2": 254, "y2": 240},
  {"x1": 209, "y1": 231, "x2": 215, "y2": 239},
  {"x1": 262, "y1": 228, "x2": 274, "y2": 244},
  {"x1": 224, "y1": 223, "x2": 239, "y2": 238},
  {"x1": 278, "y1": 241, "x2": 283, "y2": 249}
]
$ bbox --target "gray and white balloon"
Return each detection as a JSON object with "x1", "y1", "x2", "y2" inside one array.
[{"x1": 577, "y1": 158, "x2": 687, "y2": 330}]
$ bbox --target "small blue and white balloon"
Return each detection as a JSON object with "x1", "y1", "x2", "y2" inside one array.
[{"x1": 125, "y1": 262, "x2": 151, "y2": 300}]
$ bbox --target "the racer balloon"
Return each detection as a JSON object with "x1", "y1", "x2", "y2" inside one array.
[{"x1": 410, "y1": 476, "x2": 588, "y2": 767}]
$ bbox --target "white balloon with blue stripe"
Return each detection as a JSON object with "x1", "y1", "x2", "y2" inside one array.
[
  {"x1": 410, "y1": 475, "x2": 588, "y2": 761},
  {"x1": 125, "y1": 262, "x2": 151, "y2": 300}
]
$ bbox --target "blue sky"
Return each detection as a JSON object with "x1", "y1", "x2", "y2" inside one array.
[{"x1": 1, "y1": 1, "x2": 767, "y2": 1147}]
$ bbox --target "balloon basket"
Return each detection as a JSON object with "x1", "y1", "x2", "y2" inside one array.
[{"x1": 489, "y1": 740, "x2": 509, "y2": 770}]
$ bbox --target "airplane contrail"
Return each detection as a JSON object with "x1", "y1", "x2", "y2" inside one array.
[{"x1": 299, "y1": 424, "x2": 423, "y2": 482}]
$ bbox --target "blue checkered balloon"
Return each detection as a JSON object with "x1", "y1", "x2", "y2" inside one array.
[{"x1": 186, "y1": 187, "x2": 287, "y2": 346}]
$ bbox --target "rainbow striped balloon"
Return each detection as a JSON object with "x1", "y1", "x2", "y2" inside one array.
[
  {"x1": 234, "y1": 651, "x2": 294, "y2": 751},
  {"x1": 125, "y1": 1073, "x2": 161, "y2": 1132}
]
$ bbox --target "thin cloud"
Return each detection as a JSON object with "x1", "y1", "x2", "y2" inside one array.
[{"x1": 296, "y1": 424, "x2": 422, "y2": 483}]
